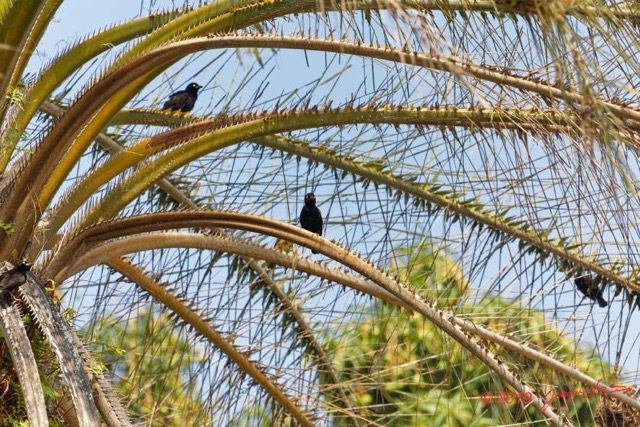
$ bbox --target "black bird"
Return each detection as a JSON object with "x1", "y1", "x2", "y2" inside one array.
[
  {"x1": 299, "y1": 193, "x2": 323, "y2": 254},
  {"x1": 162, "y1": 82, "x2": 202, "y2": 112},
  {"x1": 0, "y1": 262, "x2": 31, "y2": 294},
  {"x1": 575, "y1": 275, "x2": 608, "y2": 307}
]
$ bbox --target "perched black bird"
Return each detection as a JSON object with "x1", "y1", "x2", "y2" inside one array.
[
  {"x1": 162, "y1": 82, "x2": 202, "y2": 112},
  {"x1": 299, "y1": 193, "x2": 323, "y2": 254},
  {"x1": 0, "y1": 262, "x2": 31, "y2": 293},
  {"x1": 575, "y1": 275, "x2": 607, "y2": 307}
]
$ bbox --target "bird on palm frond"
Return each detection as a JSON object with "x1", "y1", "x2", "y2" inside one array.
[
  {"x1": 299, "y1": 193, "x2": 323, "y2": 254},
  {"x1": 575, "y1": 275, "x2": 608, "y2": 307},
  {"x1": 0, "y1": 262, "x2": 31, "y2": 294},
  {"x1": 162, "y1": 82, "x2": 202, "y2": 113}
]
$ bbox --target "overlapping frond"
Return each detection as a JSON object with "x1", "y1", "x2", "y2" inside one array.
[{"x1": 2, "y1": 0, "x2": 640, "y2": 425}]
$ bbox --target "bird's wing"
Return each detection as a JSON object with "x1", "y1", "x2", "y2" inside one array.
[{"x1": 162, "y1": 93, "x2": 179, "y2": 109}]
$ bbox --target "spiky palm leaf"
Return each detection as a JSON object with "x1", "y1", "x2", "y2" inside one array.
[{"x1": 0, "y1": 0, "x2": 639, "y2": 425}]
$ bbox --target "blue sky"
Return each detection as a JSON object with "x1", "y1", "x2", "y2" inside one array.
[{"x1": 38, "y1": 0, "x2": 141, "y2": 55}]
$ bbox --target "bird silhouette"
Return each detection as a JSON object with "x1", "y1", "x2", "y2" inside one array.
[
  {"x1": 0, "y1": 262, "x2": 31, "y2": 293},
  {"x1": 162, "y1": 82, "x2": 202, "y2": 112},
  {"x1": 575, "y1": 275, "x2": 607, "y2": 307},
  {"x1": 299, "y1": 193, "x2": 323, "y2": 254}
]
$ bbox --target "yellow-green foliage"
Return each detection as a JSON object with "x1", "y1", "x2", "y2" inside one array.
[
  {"x1": 91, "y1": 309, "x2": 211, "y2": 427},
  {"x1": 327, "y1": 247, "x2": 611, "y2": 426}
]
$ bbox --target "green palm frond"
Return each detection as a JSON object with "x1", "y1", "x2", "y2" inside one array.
[{"x1": 1, "y1": 1, "x2": 640, "y2": 425}]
